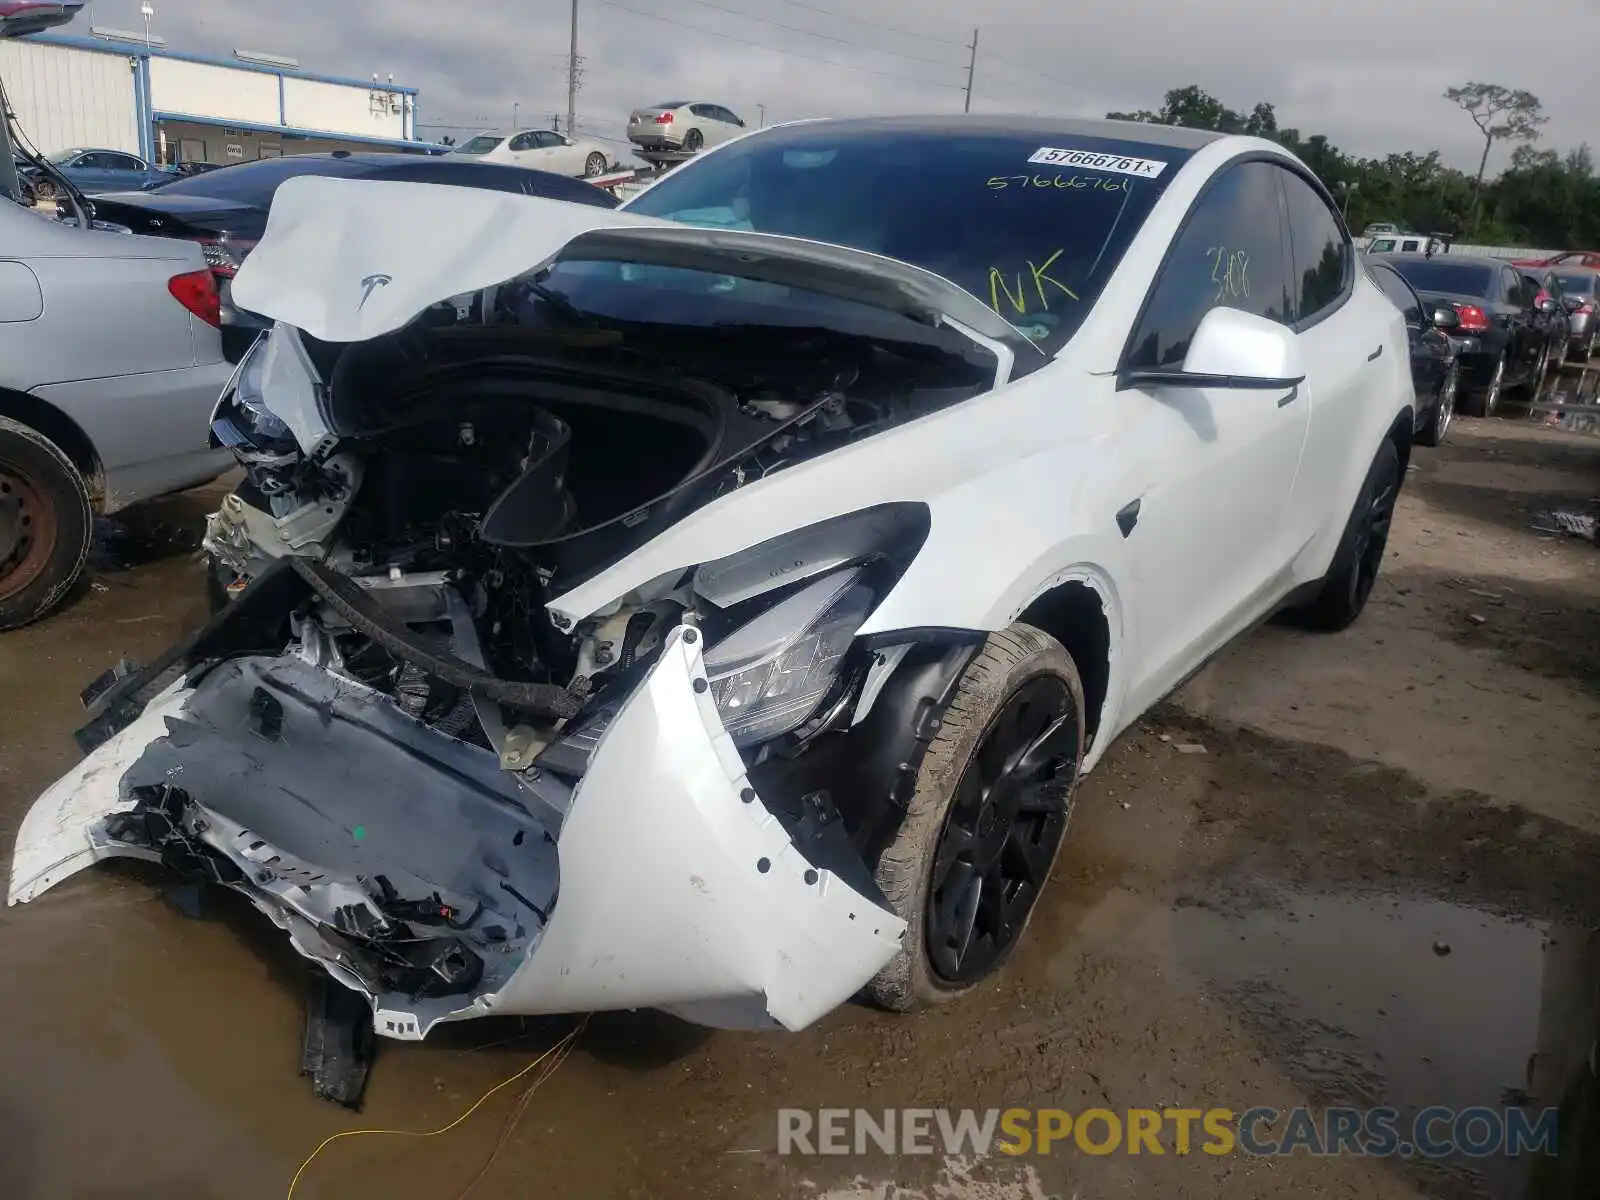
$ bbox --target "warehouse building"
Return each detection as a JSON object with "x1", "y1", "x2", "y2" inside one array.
[{"x1": 0, "y1": 31, "x2": 439, "y2": 166}]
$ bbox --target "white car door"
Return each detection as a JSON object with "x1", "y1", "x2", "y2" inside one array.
[
  {"x1": 1113, "y1": 159, "x2": 1311, "y2": 715},
  {"x1": 1274, "y1": 167, "x2": 1396, "y2": 553}
]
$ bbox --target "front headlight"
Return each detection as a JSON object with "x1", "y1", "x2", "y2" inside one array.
[{"x1": 703, "y1": 567, "x2": 874, "y2": 747}]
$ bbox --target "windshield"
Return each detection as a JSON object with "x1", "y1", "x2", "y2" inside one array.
[
  {"x1": 1388, "y1": 260, "x2": 1494, "y2": 296},
  {"x1": 454, "y1": 135, "x2": 503, "y2": 155},
  {"x1": 618, "y1": 123, "x2": 1190, "y2": 352},
  {"x1": 1555, "y1": 273, "x2": 1596, "y2": 295}
]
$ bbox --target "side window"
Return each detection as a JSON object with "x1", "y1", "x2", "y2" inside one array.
[
  {"x1": 105, "y1": 153, "x2": 139, "y2": 170},
  {"x1": 538, "y1": 131, "x2": 565, "y2": 148},
  {"x1": 508, "y1": 133, "x2": 536, "y2": 151},
  {"x1": 76, "y1": 152, "x2": 109, "y2": 168},
  {"x1": 1370, "y1": 238, "x2": 1395, "y2": 253},
  {"x1": 1399, "y1": 239, "x2": 1420, "y2": 253},
  {"x1": 1279, "y1": 168, "x2": 1352, "y2": 325},
  {"x1": 689, "y1": 104, "x2": 710, "y2": 117},
  {"x1": 1371, "y1": 266, "x2": 1423, "y2": 328},
  {"x1": 718, "y1": 107, "x2": 742, "y2": 125},
  {"x1": 1124, "y1": 161, "x2": 1293, "y2": 370}
]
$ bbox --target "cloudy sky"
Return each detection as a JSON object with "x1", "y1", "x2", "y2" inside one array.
[{"x1": 84, "y1": 0, "x2": 1599, "y2": 172}]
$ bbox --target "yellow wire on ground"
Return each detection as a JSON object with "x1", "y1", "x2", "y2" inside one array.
[{"x1": 286, "y1": 1020, "x2": 585, "y2": 1200}]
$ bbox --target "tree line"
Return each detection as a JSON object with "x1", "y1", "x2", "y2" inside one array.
[{"x1": 1107, "y1": 84, "x2": 1591, "y2": 250}]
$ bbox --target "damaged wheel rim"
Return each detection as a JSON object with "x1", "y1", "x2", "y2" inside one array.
[
  {"x1": 926, "y1": 676, "x2": 1077, "y2": 984},
  {"x1": 0, "y1": 465, "x2": 55, "y2": 603}
]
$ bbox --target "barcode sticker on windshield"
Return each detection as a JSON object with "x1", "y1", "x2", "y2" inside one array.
[{"x1": 1027, "y1": 147, "x2": 1167, "y2": 178}]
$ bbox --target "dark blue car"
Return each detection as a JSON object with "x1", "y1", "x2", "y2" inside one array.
[{"x1": 27, "y1": 147, "x2": 175, "y2": 199}]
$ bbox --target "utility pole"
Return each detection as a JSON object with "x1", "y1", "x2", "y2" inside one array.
[
  {"x1": 757, "y1": 103, "x2": 766, "y2": 128},
  {"x1": 512, "y1": 101, "x2": 520, "y2": 131},
  {"x1": 566, "y1": 0, "x2": 579, "y2": 139},
  {"x1": 963, "y1": 28, "x2": 978, "y2": 113}
]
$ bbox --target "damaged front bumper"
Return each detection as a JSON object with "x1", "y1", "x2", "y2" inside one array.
[{"x1": 9, "y1": 620, "x2": 905, "y2": 1039}]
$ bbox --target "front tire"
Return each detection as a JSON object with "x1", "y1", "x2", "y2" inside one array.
[
  {"x1": 31, "y1": 177, "x2": 55, "y2": 201},
  {"x1": 683, "y1": 129, "x2": 704, "y2": 152},
  {"x1": 1291, "y1": 438, "x2": 1401, "y2": 632},
  {"x1": 0, "y1": 417, "x2": 93, "y2": 632},
  {"x1": 865, "y1": 624, "x2": 1085, "y2": 1011}
]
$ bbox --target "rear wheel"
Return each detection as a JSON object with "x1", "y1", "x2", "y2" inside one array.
[
  {"x1": 1468, "y1": 351, "x2": 1506, "y2": 417},
  {"x1": 865, "y1": 624, "x2": 1085, "y2": 1011},
  {"x1": 683, "y1": 128, "x2": 704, "y2": 152},
  {"x1": 1290, "y1": 438, "x2": 1401, "y2": 632},
  {"x1": 583, "y1": 152, "x2": 606, "y2": 177},
  {"x1": 0, "y1": 417, "x2": 93, "y2": 631},
  {"x1": 1520, "y1": 342, "x2": 1551, "y2": 398},
  {"x1": 1416, "y1": 362, "x2": 1457, "y2": 447}
]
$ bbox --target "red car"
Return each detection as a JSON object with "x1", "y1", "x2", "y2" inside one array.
[{"x1": 1512, "y1": 250, "x2": 1600, "y2": 269}]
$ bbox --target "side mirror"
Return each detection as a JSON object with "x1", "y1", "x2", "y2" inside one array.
[
  {"x1": 1431, "y1": 307, "x2": 1461, "y2": 330},
  {"x1": 1120, "y1": 306, "x2": 1306, "y2": 391}
]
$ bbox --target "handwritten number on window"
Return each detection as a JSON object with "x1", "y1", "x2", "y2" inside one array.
[{"x1": 1207, "y1": 246, "x2": 1249, "y2": 303}]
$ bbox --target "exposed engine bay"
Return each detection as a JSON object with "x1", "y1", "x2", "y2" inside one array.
[{"x1": 204, "y1": 276, "x2": 991, "y2": 743}]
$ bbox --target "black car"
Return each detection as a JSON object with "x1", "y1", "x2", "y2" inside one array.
[
  {"x1": 1367, "y1": 259, "x2": 1461, "y2": 446},
  {"x1": 66, "y1": 152, "x2": 620, "y2": 359},
  {"x1": 1384, "y1": 253, "x2": 1565, "y2": 417},
  {"x1": 1516, "y1": 267, "x2": 1573, "y2": 375}
]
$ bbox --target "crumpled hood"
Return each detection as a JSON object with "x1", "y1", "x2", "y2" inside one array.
[{"x1": 228, "y1": 175, "x2": 1033, "y2": 350}]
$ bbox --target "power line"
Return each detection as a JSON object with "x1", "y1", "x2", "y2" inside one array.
[
  {"x1": 591, "y1": 0, "x2": 965, "y2": 89},
  {"x1": 670, "y1": 0, "x2": 964, "y2": 68},
  {"x1": 770, "y1": 0, "x2": 970, "y2": 49}
]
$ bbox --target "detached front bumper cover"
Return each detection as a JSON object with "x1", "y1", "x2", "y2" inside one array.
[{"x1": 9, "y1": 624, "x2": 906, "y2": 1037}]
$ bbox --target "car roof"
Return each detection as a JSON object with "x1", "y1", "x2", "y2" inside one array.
[{"x1": 772, "y1": 113, "x2": 1226, "y2": 150}]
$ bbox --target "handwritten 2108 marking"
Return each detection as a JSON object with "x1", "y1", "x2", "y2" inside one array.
[
  {"x1": 1207, "y1": 245, "x2": 1249, "y2": 301},
  {"x1": 988, "y1": 249, "x2": 1079, "y2": 316}
]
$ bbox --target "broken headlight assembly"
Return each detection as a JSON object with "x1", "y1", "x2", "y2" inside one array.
[{"x1": 703, "y1": 568, "x2": 875, "y2": 747}]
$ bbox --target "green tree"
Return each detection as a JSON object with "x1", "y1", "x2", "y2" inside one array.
[{"x1": 1444, "y1": 82, "x2": 1546, "y2": 208}]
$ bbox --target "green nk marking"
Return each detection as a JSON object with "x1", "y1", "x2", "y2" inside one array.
[
  {"x1": 352, "y1": 825, "x2": 366, "y2": 842},
  {"x1": 988, "y1": 248, "x2": 1080, "y2": 316}
]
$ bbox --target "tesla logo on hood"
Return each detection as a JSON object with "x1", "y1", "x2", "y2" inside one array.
[{"x1": 358, "y1": 273, "x2": 393, "y2": 309}]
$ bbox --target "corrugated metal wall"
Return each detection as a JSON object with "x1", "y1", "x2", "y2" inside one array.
[{"x1": 0, "y1": 40, "x2": 138, "y2": 156}]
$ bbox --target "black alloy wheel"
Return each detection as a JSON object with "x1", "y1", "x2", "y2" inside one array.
[{"x1": 925, "y1": 676, "x2": 1078, "y2": 983}]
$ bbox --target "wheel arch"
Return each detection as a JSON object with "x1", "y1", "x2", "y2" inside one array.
[
  {"x1": 1385, "y1": 402, "x2": 1414, "y2": 475},
  {"x1": 1016, "y1": 578, "x2": 1113, "y2": 749},
  {"x1": 0, "y1": 387, "x2": 104, "y2": 508}
]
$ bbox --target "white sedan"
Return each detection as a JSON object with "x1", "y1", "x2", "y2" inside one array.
[
  {"x1": 448, "y1": 128, "x2": 613, "y2": 178},
  {"x1": 11, "y1": 116, "x2": 1414, "y2": 1053}
]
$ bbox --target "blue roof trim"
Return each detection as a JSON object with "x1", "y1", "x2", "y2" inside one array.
[
  {"x1": 150, "y1": 110, "x2": 445, "y2": 153},
  {"x1": 23, "y1": 32, "x2": 421, "y2": 95}
]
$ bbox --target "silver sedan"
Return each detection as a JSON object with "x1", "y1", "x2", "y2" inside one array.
[{"x1": 0, "y1": 200, "x2": 233, "y2": 629}]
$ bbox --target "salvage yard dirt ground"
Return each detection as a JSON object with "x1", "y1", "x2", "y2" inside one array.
[{"x1": 1, "y1": 407, "x2": 1597, "y2": 1199}]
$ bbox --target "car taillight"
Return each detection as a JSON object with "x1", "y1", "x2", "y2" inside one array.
[
  {"x1": 655, "y1": 112, "x2": 674, "y2": 123},
  {"x1": 1534, "y1": 289, "x2": 1551, "y2": 307},
  {"x1": 168, "y1": 268, "x2": 221, "y2": 328},
  {"x1": 1451, "y1": 303, "x2": 1490, "y2": 332},
  {"x1": 196, "y1": 236, "x2": 256, "y2": 278},
  {"x1": 1580, "y1": 303, "x2": 1595, "y2": 315}
]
